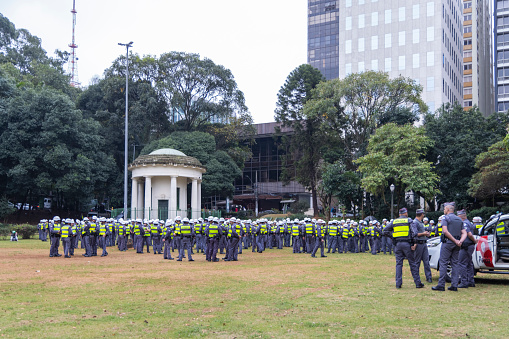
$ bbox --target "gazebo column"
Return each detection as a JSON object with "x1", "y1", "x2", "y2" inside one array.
[
  {"x1": 191, "y1": 178, "x2": 198, "y2": 219},
  {"x1": 170, "y1": 175, "x2": 177, "y2": 220},
  {"x1": 137, "y1": 179, "x2": 144, "y2": 218},
  {"x1": 145, "y1": 176, "x2": 152, "y2": 219},
  {"x1": 131, "y1": 177, "x2": 138, "y2": 219},
  {"x1": 198, "y1": 179, "x2": 202, "y2": 218}
]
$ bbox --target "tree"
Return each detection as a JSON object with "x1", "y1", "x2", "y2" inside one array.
[
  {"x1": 305, "y1": 71, "x2": 426, "y2": 169},
  {"x1": 355, "y1": 123, "x2": 440, "y2": 208},
  {"x1": 425, "y1": 103, "x2": 509, "y2": 208},
  {"x1": 141, "y1": 131, "x2": 242, "y2": 198},
  {"x1": 274, "y1": 64, "x2": 325, "y2": 216},
  {"x1": 468, "y1": 140, "x2": 509, "y2": 202}
]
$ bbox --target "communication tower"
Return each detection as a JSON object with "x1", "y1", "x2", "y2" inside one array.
[{"x1": 68, "y1": 0, "x2": 80, "y2": 87}]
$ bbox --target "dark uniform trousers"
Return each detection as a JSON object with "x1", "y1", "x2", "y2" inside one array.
[
  {"x1": 311, "y1": 236, "x2": 325, "y2": 257},
  {"x1": 207, "y1": 237, "x2": 219, "y2": 261},
  {"x1": 437, "y1": 240, "x2": 461, "y2": 288},
  {"x1": 163, "y1": 238, "x2": 173, "y2": 259},
  {"x1": 179, "y1": 237, "x2": 193, "y2": 260},
  {"x1": 394, "y1": 241, "x2": 423, "y2": 287},
  {"x1": 228, "y1": 236, "x2": 240, "y2": 260},
  {"x1": 459, "y1": 243, "x2": 475, "y2": 286},
  {"x1": 292, "y1": 236, "x2": 301, "y2": 253},
  {"x1": 413, "y1": 242, "x2": 432, "y2": 282}
]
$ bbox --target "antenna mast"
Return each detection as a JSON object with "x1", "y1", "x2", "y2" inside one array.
[{"x1": 68, "y1": 0, "x2": 80, "y2": 87}]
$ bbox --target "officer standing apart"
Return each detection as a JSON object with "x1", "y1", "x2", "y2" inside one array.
[
  {"x1": 457, "y1": 209, "x2": 477, "y2": 288},
  {"x1": 384, "y1": 208, "x2": 424, "y2": 289},
  {"x1": 49, "y1": 216, "x2": 62, "y2": 257},
  {"x1": 412, "y1": 209, "x2": 433, "y2": 283},
  {"x1": 432, "y1": 202, "x2": 467, "y2": 291}
]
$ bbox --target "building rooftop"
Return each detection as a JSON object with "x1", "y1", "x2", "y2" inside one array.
[{"x1": 149, "y1": 148, "x2": 187, "y2": 156}]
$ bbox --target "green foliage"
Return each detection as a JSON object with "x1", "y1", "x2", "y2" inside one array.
[
  {"x1": 0, "y1": 197, "x2": 15, "y2": 220},
  {"x1": 468, "y1": 206, "x2": 509, "y2": 221},
  {"x1": 289, "y1": 201, "x2": 308, "y2": 214},
  {"x1": 305, "y1": 71, "x2": 426, "y2": 169},
  {"x1": 355, "y1": 123, "x2": 439, "y2": 203},
  {"x1": 0, "y1": 223, "x2": 36, "y2": 239},
  {"x1": 468, "y1": 140, "x2": 509, "y2": 199},
  {"x1": 320, "y1": 161, "x2": 363, "y2": 216},
  {"x1": 275, "y1": 64, "x2": 326, "y2": 216},
  {"x1": 425, "y1": 103, "x2": 509, "y2": 207}
]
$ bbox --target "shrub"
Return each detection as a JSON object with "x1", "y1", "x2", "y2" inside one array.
[{"x1": 16, "y1": 224, "x2": 38, "y2": 239}]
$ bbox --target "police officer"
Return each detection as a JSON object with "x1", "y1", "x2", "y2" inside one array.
[
  {"x1": 177, "y1": 218, "x2": 194, "y2": 261},
  {"x1": 412, "y1": 209, "x2": 433, "y2": 283},
  {"x1": 61, "y1": 219, "x2": 73, "y2": 258},
  {"x1": 49, "y1": 216, "x2": 62, "y2": 257},
  {"x1": 81, "y1": 218, "x2": 91, "y2": 257},
  {"x1": 384, "y1": 208, "x2": 424, "y2": 289},
  {"x1": 134, "y1": 219, "x2": 144, "y2": 254},
  {"x1": 457, "y1": 210, "x2": 477, "y2": 288},
  {"x1": 98, "y1": 217, "x2": 110, "y2": 257},
  {"x1": 151, "y1": 220, "x2": 163, "y2": 254},
  {"x1": 162, "y1": 220, "x2": 175, "y2": 260},
  {"x1": 311, "y1": 219, "x2": 327, "y2": 258},
  {"x1": 371, "y1": 221, "x2": 381, "y2": 255},
  {"x1": 472, "y1": 216, "x2": 483, "y2": 235},
  {"x1": 226, "y1": 218, "x2": 243, "y2": 261},
  {"x1": 432, "y1": 202, "x2": 467, "y2": 291},
  {"x1": 142, "y1": 220, "x2": 151, "y2": 253},
  {"x1": 118, "y1": 220, "x2": 127, "y2": 251},
  {"x1": 205, "y1": 218, "x2": 221, "y2": 262}
]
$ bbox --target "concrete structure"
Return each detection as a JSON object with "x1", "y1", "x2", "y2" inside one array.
[
  {"x1": 128, "y1": 149, "x2": 206, "y2": 220},
  {"x1": 495, "y1": 0, "x2": 509, "y2": 112},
  {"x1": 463, "y1": 0, "x2": 494, "y2": 115},
  {"x1": 308, "y1": 0, "x2": 464, "y2": 114}
]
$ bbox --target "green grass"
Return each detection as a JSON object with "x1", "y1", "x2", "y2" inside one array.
[{"x1": 0, "y1": 239, "x2": 508, "y2": 338}]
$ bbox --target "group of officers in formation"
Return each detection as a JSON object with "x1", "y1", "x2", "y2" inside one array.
[{"x1": 38, "y1": 205, "x2": 482, "y2": 290}]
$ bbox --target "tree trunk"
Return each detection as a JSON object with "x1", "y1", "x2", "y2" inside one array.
[{"x1": 312, "y1": 185, "x2": 319, "y2": 217}]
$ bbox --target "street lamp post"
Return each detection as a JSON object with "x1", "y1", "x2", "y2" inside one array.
[
  {"x1": 390, "y1": 184, "x2": 395, "y2": 220},
  {"x1": 118, "y1": 41, "x2": 133, "y2": 219},
  {"x1": 244, "y1": 173, "x2": 259, "y2": 217}
]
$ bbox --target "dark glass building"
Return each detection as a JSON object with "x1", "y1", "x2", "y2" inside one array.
[{"x1": 308, "y1": 0, "x2": 340, "y2": 80}]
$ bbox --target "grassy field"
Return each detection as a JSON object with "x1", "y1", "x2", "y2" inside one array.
[{"x1": 0, "y1": 239, "x2": 508, "y2": 338}]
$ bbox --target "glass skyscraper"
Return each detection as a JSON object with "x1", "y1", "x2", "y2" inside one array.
[{"x1": 308, "y1": 0, "x2": 340, "y2": 80}]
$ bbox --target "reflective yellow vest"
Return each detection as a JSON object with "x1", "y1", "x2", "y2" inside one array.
[
  {"x1": 292, "y1": 224, "x2": 300, "y2": 236},
  {"x1": 392, "y1": 218, "x2": 410, "y2": 238},
  {"x1": 208, "y1": 224, "x2": 219, "y2": 237},
  {"x1": 61, "y1": 225, "x2": 70, "y2": 238},
  {"x1": 497, "y1": 222, "x2": 506, "y2": 235},
  {"x1": 329, "y1": 225, "x2": 338, "y2": 236}
]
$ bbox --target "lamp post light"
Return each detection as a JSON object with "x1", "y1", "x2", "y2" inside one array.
[
  {"x1": 244, "y1": 173, "x2": 259, "y2": 217},
  {"x1": 118, "y1": 41, "x2": 133, "y2": 219},
  {"x1": 390, "y1": 184, "x2": 395, "y2": 220}
]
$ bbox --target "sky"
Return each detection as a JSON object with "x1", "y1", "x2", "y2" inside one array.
[{"x1": 1, "y1": 0, "x2": 308, "y2": 123}]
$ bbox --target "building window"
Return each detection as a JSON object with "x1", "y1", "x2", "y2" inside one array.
[
  {"x1": 384, "y1": 58, "x2": 392, "y2": 72},
  {"x1": 428, "y1": 101, "x2": 435, "y2": 113},
  {"x1": 499, "y1": 0, "x2": 509, "y2": 10},
  {"x1": 464, "y1": 39, "x2": 472, "y2": 46},
  {"x1": 371, "y1": 35, "x2": 378, "y2": 50},
  {"x1": 464, "y1": 51, "x2": 472, "y2": 58},
  {"x1": 345, "y1": 40, "x2": 352, "y2": 54},
  {"x1": 427, "y1": 77, "x2": 434, "y2": 91},
  {"x1": 385, "y1": 9, "x2": 392, "y2": 24},
  {"x1": 464, "y1": 14, "x2": 472, "y2": 21},
  {"x1": 464, "y1": 63, "x2": 472, "y2": 70},
  {"x1": 464, "y1": 88, "x2": 473, "y2": 95},
  {"x1": 463, "y1": 2, "x2": 472, "y2": 9},
  {"x1": 464, "y1": 100, "x2": 473, "y2": 107},
  {"x1": 464, "y1": 26, "x2": 472, "y2": 34},
  {"x1": 398, "y1": 56, "x2": 406, "y2": 70},
  {"x1": 399, "y1": 31, "x2": 406, "y2": 46},
  {"x1": 464, "y1": 75, "x2": 472, "y2": 82},
  {"x1": 359, "y1": 0, "x2": 365, "y2": 4},
  {"x1": 413, "y1": 54, "x2": 420, "y2": 68},
  {"x1": 358, "y1": 38, "x2": 365, "y2": 52},
  {"x1": 359, "y1": 14, "x2": 365, "y2": 28},
  {"x1": 427, "y1": 52, "x2": 434, "y2": 66},
  {"x1": 413, "y1": 4, "x2": 419, "y2": 19},
  {"x1": 358, "y1": 61, "x2": 365, "y2": 72},
  {"x1": 346, "y1": 17, "x2": 352, "y2": 30},
  {"x1": 385, "y1": 33, "x2": 392, "y2": 48},
  {"x1": 371, "y1": 59, "x2": 379, "y2": 71},
  {"x1": 346, "y1": 0, "x2": 352, "y2": 7},
  {"x1": 372, "y1": 12, "x2": 378, "y2": 26},
  {"x1": 427, "y1": 27, "x2": 434, "y2": 42},
  {"x1": 427, "y1": 2, "x2": 434, "y2": 17},
  {"x1": 399, "y1": 7, "x2": 406, "y2": 21},
  {"x1": 412, "y1": 29, "x2": 420, "y2": 43},
  {"x1": 345, "y1": 63, "x2": 352, "y2": 75}
]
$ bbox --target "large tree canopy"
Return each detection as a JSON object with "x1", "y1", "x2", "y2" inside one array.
[
  {"x1": 274, "y1": 64, "x2": 326, "y2": 216},
  {"x1": 425, "y1": 103, "x2": 509, "y2": 207},
  {"x1": 355, "y1": 123, "x2": 439, "y2": 205}
]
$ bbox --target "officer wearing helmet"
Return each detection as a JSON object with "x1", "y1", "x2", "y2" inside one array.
[
  {"x1": 472, "y1": 216, "x2": 483, "y2": 235},
  {"x1": 49, "y1": 216, "x2": 62, "y2": 257},
  {"x1": 311, "y1": 219, "x2": 327, "y2": 258},
  {"x1": 177, "y1": 217, "x2": 195, "y2": 261}
]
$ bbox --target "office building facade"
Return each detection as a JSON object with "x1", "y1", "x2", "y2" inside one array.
[
  {"x1": 463, "y1": 0, "x2": 494, "y2": 115},
  {"x1": 496, "y1": 0, "x2": 509, "y2": 112},
  {"x1": 308, "y1": 0, "x2": 465, "y2": 114}
]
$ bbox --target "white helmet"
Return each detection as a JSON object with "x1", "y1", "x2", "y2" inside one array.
[
  {"x1": 53, "y1": 216, "x2": 61, "y2": 221},
  {"x1": 182, "y1": 217, "x2": 189, "y2": 223}
]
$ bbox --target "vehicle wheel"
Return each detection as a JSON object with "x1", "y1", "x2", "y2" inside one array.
[{"x1": 445, "y1": 262, "x2": 452, "y2": 283}]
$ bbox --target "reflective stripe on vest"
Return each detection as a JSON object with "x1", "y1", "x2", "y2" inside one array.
[
  {"x1": 305, "y1": 224, "x2": 313, "y2": 234},
  {"x1": 99, "y1": 224, "x2": 107, "y2": 236},
  {"x1": 181, "y1": 224, "x2": 192, "y2": 236},
  {"x1": 208, "y1": 224, "x2": 219, "y2": 237},
  {"x1": 61, "y1": 225, "x2": 70, "y2": 238},
  {"x1": 392, "y1": 218, "x2": 410, "y2": 238},
  {"x1": 497, "y1": 222, "x2": 506, "y2": 235},
  {"x1": 329, "y1": 226, "x2": 338, "y2": 236},
  {"x1": 292, "y1": 225, "x2": 300, "y2": 236}
]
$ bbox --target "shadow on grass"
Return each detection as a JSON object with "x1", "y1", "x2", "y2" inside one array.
[{"x1": 475, "y1": 276, "x2": 509, "y2": 285}]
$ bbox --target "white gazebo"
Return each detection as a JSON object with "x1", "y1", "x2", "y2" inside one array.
[{"x1": 128, "y1": 148, "x2": 206, "y2": 220}]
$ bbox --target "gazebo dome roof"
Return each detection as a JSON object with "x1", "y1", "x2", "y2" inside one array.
[
  {"x1": 149, "y1": 148, "x2": 186, "y2": 156},
  {"x1": 129, "y1": 148, "x2": 205, "y2": 170}
]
